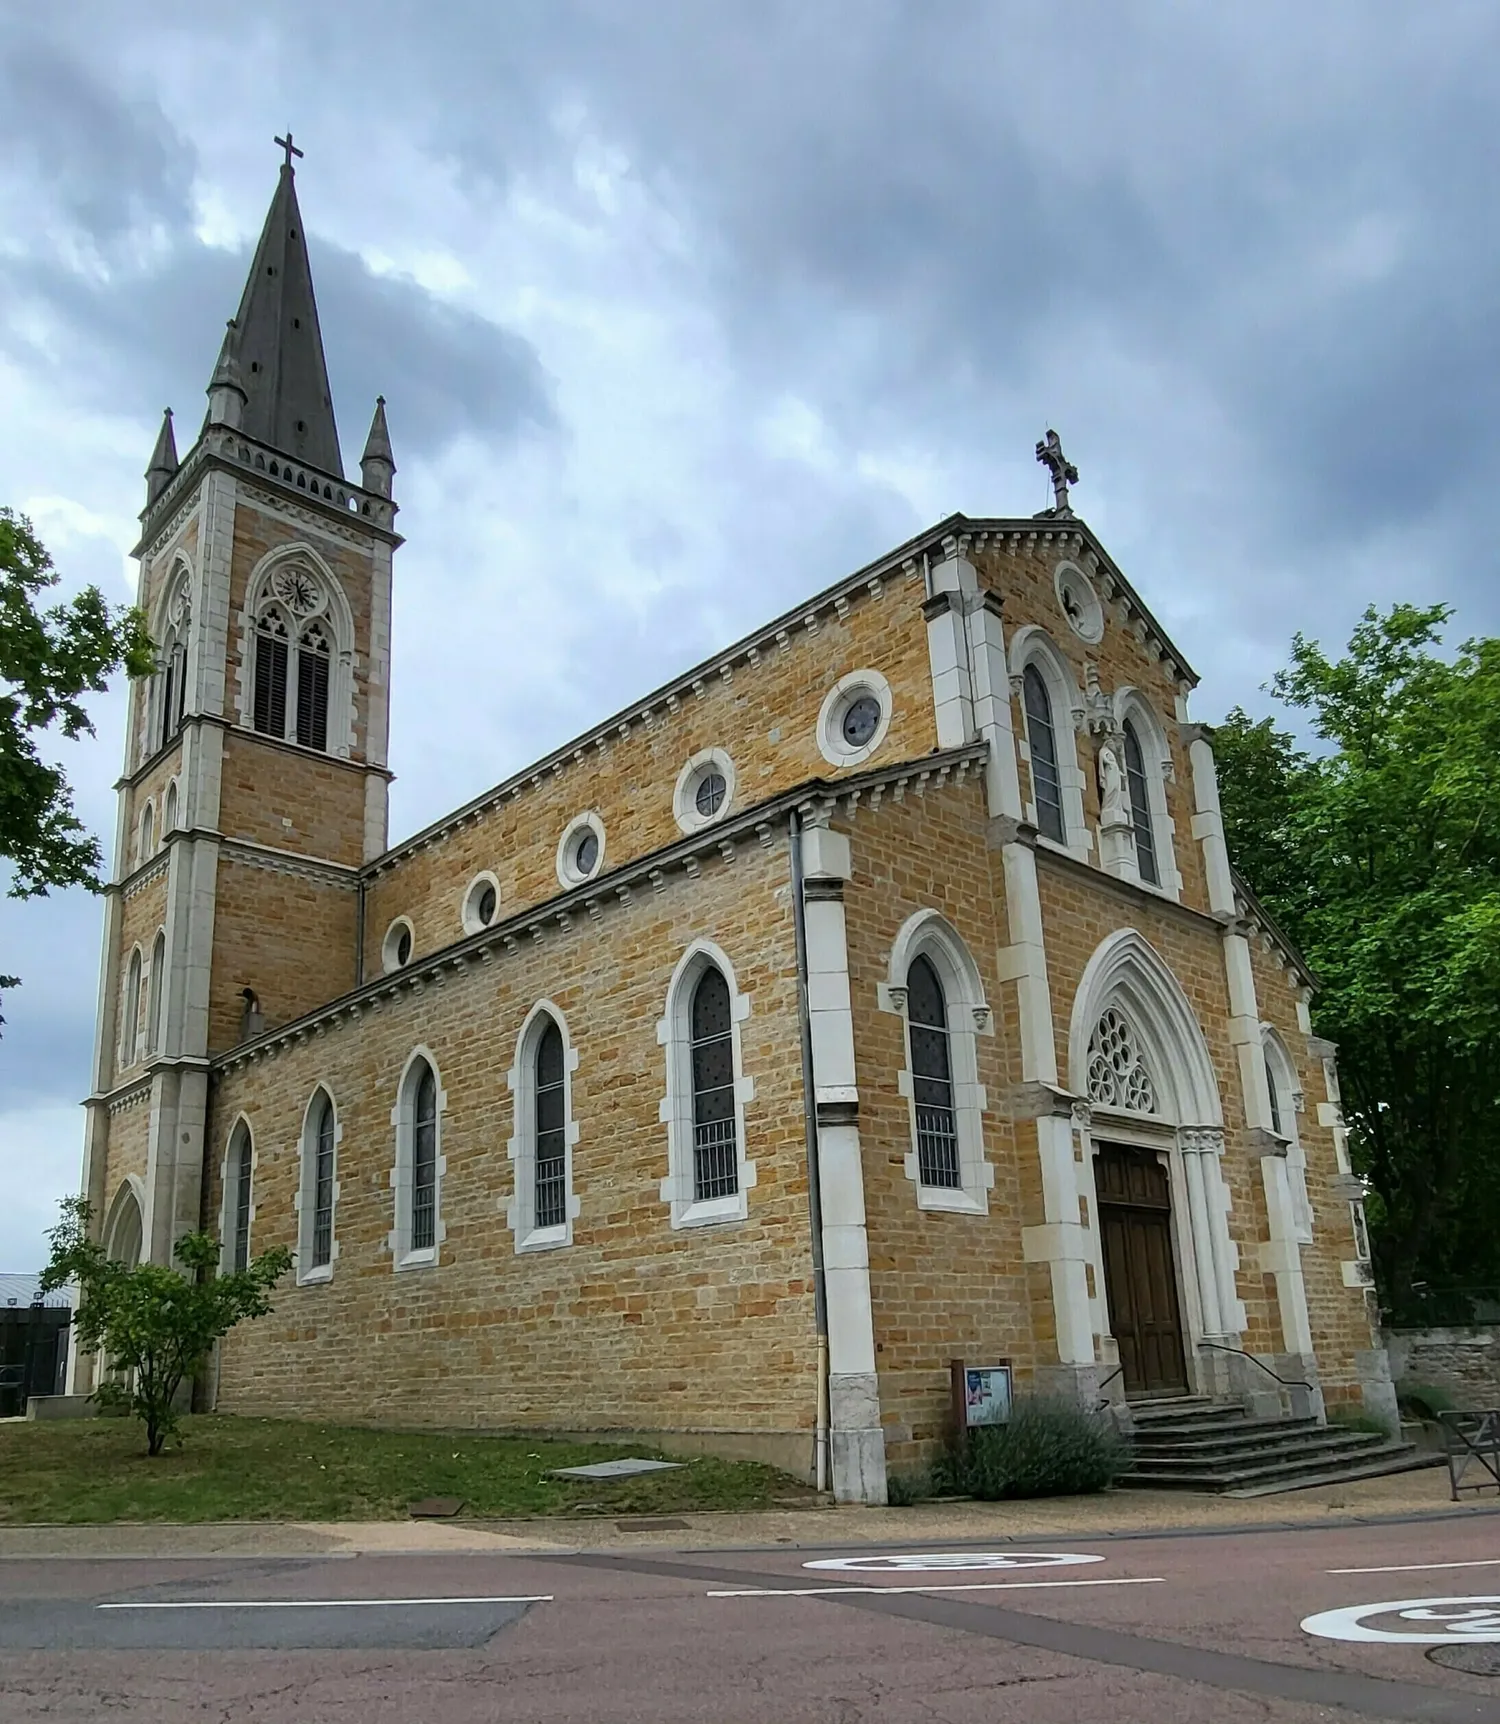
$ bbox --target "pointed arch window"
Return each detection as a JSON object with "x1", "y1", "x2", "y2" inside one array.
[
  {"x1": 121, "y1": 948, "x2": 143, "y2": 1067},
  {"x1": 147, "y1": 931, "x2": 166, "y2": 1053},
  {"x1": 1022, "y1": 663, "x2": 1065, "y2": 843},
  {"x1": 1263, "y1": 1032, "x2": 1313, "y2": 1243},
  {"x1": 226, "y1": 1126, "x2": 254, "y2": 1272},
  {"x1": 412, "y1": 1064, "x2": 437, "y2": 1252},
  {"x1": 297, "y1": 1090, "x2": 339, "y2": 1280},
  {"x1": 393, "y1": 1053, "x2": 444, "y2": 1268},
  {"x1": 295, "y1": 620, "x2": 330, "y2": 751},
  {"x1": 908, "y1": 955, "x2": 961, "y2": 1188},
  {"x1": 690, "y1": 967, "x2": 738, "y2": 1202},
  {"x1": 249, "y1": 562, "x2": 343, "y2": 754},
  {"x1": 163, "y1": 781, "x2": 178, "y2": 835},
  {"x1": 1123, "y1": 719, "x2": 1159, "y2": 885},
  {"x1": 534, "y1": 1022, "x2": 568, "y2": 1229},
  {"x1": 138, "y1": 803, "x2": 154, "y2": 865},
  {"x1": 508, "y1": 1006, "x2": 578, "y2": 1251}
]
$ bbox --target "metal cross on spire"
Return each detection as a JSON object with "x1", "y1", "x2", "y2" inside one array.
[
  {"x1": 1035, "y1": 427, "x2": 1079, "y2": 517},
  {"x1": 274, "y1": 131, "x2": 304, "y2": 171}
]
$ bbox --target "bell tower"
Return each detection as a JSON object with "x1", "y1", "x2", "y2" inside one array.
[{"x1": 75, "y1": 141, "x2": 402, "y2": 1331}]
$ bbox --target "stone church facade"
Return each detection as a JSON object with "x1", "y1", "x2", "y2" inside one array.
[{"x1": 75, "y1": 155, "x2": 1394, "y2": 1502}]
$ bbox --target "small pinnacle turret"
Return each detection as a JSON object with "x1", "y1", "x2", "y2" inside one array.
[
  {"x1": 359, "y1": 395, "x2": 396, "y2": 497},
  {"x1": 206, "y1": 320, "x2": 248, "y2": 430},
  {"x1": 145, "y1": 408, "x2": 179, "y2": 506}
]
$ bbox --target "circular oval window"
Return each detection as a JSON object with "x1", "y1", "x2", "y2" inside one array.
[
  {"x1": 817, "y1": 670, "x2": 893, "y2": 768},
  {"x1": 574, "y1": 829, "x2": 599, "y2": 875},
  {"x1": 476, "y1": 883, "x2": 497, "y2": 925},
  {"x1": 396, "y1": 926, "x2": 412, "y2": 964},
  {"x1": 694, "y1": 770, "x2": 727, "y2": 818},
  {"x1": 841, "y1": 694, "x2": 882, "y2": 749},
  {"x1": 557, "y1": 813, "x2": 607, "y2": 886},
  {"x1": 382, "y1": 918, "x2": 415, "y2": 973}
]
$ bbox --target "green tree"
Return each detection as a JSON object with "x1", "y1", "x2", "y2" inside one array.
[
  {"x1": 1213, "y1": 604, "x2": 1500, "y2": 1316},
  {"x1": 1, "y1": 507, "x2": 153, "y2": 1025},
  {"x1": 39, "y1": 1197, "x2": 292, "y2": 1456}
]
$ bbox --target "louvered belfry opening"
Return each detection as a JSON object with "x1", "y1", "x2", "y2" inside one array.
[
  {"x1": 296, "y1": 621, "x2": 330, "y2": 750},
  {"x1": 908, "y1": 954, "x2": 961, "y2": 1188},
  {"x1": 534, "y1": 1021, "x2": 568, "y2": 1229},
  {"x1": 689, "y1": 967, "x2": 738, "y2": 1201},
  {"x1": 253, "y1": 608, "x2": 289, "y2": 737}
]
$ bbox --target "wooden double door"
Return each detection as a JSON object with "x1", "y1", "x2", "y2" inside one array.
[{"x1": 1095, "y1": 1143, "x2": 1188, "y2": 1397}]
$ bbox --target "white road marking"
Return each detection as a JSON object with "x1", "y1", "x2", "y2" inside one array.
[
  {"x1": 804, "y1": 1551, "x2": 1103, "y2": 1573},
  {"x1": 1327, "y1": 1559, "x2": 1500, "y2": 1576},
  {"x1": 708, "y1": 1576, "x2": 1163, "y2": 1598},
  {"x1": 1303, "y1": 1596, "x2": 1500, "y2": 1644},
  {"x1": 98, "y1": 1595, "x2": 553, "y2": 1611}
]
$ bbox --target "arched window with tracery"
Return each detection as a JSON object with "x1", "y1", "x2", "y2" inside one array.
[
  {"x1": 1087, "y1": 1006, "x2": 1158, "y2": 1113},
  {"x1": 1022, "y1": 663, "x2": 1066, "y2": 843},
  {"x1": 1122, "y1": 718, "x2": 1159, "y2": 885},
  {"x1": 151, "y1": 574, "x2": 191, "y2": 756},
  {"x1": 690, "y1": 967, "x2": 738, "y2": 1201},
  {"x1": 250, "y1": 561, "x2": 339, "y2": 753}
]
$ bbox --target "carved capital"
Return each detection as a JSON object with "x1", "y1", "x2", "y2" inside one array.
[
  {"x1": 1178, "y1": 1126, "x2": 1225, "y2": 1157},
  {"x1": 886, "y1": 984, "x2": 908, "y2": 1017}
]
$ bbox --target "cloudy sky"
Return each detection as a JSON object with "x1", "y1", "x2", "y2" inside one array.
[{"x1": 2, "y1": 2, "x2": 1497, "y2": 1269}]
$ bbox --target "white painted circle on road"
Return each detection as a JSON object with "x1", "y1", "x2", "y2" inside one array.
[
  {"x1": 1303, "y1": 1596, "x2": 1500, "y2": 1644},
  {"x1": 803, "y1": 1551, "x2": 1104, "y2": 1574}
]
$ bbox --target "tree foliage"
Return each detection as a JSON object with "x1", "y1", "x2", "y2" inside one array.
[
  {"x1": 1213, "y1": 605, "x2": 1500, "y2": 1317},
  {"x1": 39, "y1": 1197, "x2": 291, "y2": 1456},
  {"x1": 1, "y1": 507, "x2": 153, "y2": 1025}
]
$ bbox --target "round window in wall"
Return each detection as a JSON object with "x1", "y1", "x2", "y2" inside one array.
[
  {"x1": 382, "y1": 917, "x2": 415, "y2": 973},
  {"x1": 461, "y1": 872, "x2": 501, "y2": 935},
  {"x1": 1054, "y1": 560, "x2": 1105, "y2": 644},
  {"x1": 673, "y1": 749, "x2": 737, "y2": 835},
  {"x1": 556, "y1": 813, "x2": 607, "y2": 887},
  {"x1": 817, "y1": 670, "x2": 893, "y2": 768}
]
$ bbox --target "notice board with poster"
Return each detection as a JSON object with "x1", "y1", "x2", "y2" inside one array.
[{"x1": 949, "y1": 1359, "x2": 1013, "y2": 1437}]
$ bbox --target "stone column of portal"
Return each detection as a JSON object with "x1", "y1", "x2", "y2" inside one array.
[
  {"x1": 963, "y1": 562, "x2": 1097, "y2": 1401},
  {"x1": 1188, "y1": 725, "x2": 1314, "y2": 1410},
  {"x1": 800, "y1": 818, "x2": 887, "y2": 1505}
]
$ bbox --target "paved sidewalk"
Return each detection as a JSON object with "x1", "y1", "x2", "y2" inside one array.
[{"x1": 2, "y1": 1460, "x2": 1491, "y2": 1559}]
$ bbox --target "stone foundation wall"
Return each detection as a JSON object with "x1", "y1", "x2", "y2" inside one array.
[{"x1": 1385, "y1": 1328, "x2": 1500, "y2": 1409}]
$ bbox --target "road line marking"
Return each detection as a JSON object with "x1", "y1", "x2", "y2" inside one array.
[
  {"x1": 1327, "y1": 1560, "x2": 1500, "y2": 1576},
  {"x1": 707, "y1": 1576, "x2": 1164, "y2": 1598},
  {"x1": 98, "y1": 1595, "x2": 553, "y2": 1611}
]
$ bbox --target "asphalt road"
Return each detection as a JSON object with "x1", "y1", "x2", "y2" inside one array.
[{"x1": 3, "y1": 1513, "x2": 1499, "y2": 1721}]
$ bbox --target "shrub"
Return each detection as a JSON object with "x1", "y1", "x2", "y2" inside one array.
[
  {"x1": 1398, "y1": 1384, "x2": 1456, "y2": 1422},
  {"x1": 1326, "y1": 1407, "x2": 1396, "y2": 1439},
  {"x1": 958, "y1": 1396, "x2": 1128, "y2": 1500},
  {"x1": 885, "y1": 1468, "x2": 932, "y2": 1507}
]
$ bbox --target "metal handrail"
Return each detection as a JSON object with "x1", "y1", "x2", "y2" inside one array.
[
  {"x1": 1094, "y1": 1364, "x2": 1125, "y2": 1412},
  {"x1": 1198, "y1": 1340, "x2": 1312, "y2": 1394}
]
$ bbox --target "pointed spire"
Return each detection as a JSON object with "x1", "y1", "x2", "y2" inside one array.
[
  {"x1": 221, "y1": 147, "x2": 343, "y2": 475},
  {"x1": 206, "y1": 320, "x2": 247, "y2": 429},
  {"x1": 145, "y1": 408, "x2": 179, "y2": 505},
  {"x1": 359, "y1": 395, "x2": 395, "y2": 496}
]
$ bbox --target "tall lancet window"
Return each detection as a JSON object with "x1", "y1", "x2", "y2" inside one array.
[
  {"x1": 1023, "y1": 664, "x2": 1066, "y2": 843},
  {"x1": 295, "y1": 620, "x2": 330, "y2": 751},
  {"x1": 253, "y1": 606, "x2": 290, "y2": 738},
  {"x1": 907, "y1": 955, "x2": 961, "y2": 1189},
  {"x1": 1122, "y1": 719, "x2": 1160, "y2": 885},
  {"x1": 690, "y1": 967, "x2": 739, "y2": 1202},
  {"x1": 411, "y1": 1062, "x2": 438, "y2": 1253},
  {"x1": 533, "y1": 1021, "x2": 568, "y2": 1230}
]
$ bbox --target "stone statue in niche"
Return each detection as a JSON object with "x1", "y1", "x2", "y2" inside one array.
[{"x1": 1098, "y1": 737, "x2": 1130, "y2": 827}]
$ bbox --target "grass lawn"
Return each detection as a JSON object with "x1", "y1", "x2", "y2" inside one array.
[{"x1": 0, "y1": 1415, "x2": 818, "y2": 1524}]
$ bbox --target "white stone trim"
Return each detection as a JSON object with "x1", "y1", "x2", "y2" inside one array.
[
  {"x1": 381, "y1": 916, "x2": 415, "y2": 974},
  {"x1": 1007, "y1": 626, "x2": 1089, "y2": 856},
  {"x1": 119, "y1": 945, "x2": 145, "y2": 1071},
  {"x1": 1054, "y1": 559, "x2": 1104, "y2": 643},
  {"x1": 672, "y1": 748, "x2": 737, "y2": 835},
  {"x1": 216, "y1": 1117, "x2": 256, "y2": 1273},
  {"x1": 294, "y1": 1085, "x2": 341, "y2": 1284},
  {"x1": 657, "y1": 940, "x2": 755, "y2": 1228},
  {"x1": 389, "y1": 1046, "x2": 447, "y2": 1270},
  {"x1": 103, "y1": 1174, "x2": 147, "y2": 1267},
  {"x1": 880, "y1": 909, "x2": 994, "y2": 1214},
  {"x1": 146, "y1": 928, "x2": 167, "y2": 1054},
  {"x1": 460, "y1": 870, "x2": 501, "y2": 935},
  {"x1": 556, "y1": 811, "x2": 606, "y2": 888},
  {"x1": 816, "y1": 669, "x2": 893, "y2": 769},
  {"x1": 506, "y1": 1001, "x2": 582, "y2": 1252},
  {"x1": 137, "y1": 800, "x2": 156, "y2": 868}
]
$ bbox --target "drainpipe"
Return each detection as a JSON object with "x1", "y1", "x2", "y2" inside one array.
[
  {"x1": 355, "y1": 876, "x2": 367, "y2": 988},
  {"x1": 789, "y1": 808, "x2": 831, "y2": 1494}
]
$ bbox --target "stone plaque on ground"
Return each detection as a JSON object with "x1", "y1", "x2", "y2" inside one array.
[{"x1": 550, "y1": 1457, "x2": 684, "y2": 1480}]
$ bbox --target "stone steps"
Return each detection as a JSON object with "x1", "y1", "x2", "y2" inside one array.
[{"x1": 1120, "y1": 1395, "x2": 1428, "y2": 1495}]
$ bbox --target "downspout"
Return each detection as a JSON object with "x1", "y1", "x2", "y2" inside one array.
[
  {"x1": 789, "y1": 808, "x2": 831, "y2": 1495},
  {"x1": 355, "y1": 876, "x2": 367, "y2": 988}
]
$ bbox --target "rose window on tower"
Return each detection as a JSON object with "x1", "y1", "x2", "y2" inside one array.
[{"x1": 1087, "y1": 1007, "x2": 1157, "y2": 1113}]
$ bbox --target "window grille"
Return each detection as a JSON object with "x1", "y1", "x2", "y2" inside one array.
[
  {"x1": 1087, "y1": 1007, "x2": 1157, "y2": 1112},
  {"x1": 1023, "y1": 664, "x2": 1065, "y2": 843},
  {"x1": 1123, "y1": 719, "x2": 1159, "y2": 884},
  {"x1": 312, "y1": 1097, "x2": 335, "y2": 1268},
  {"x1": 689, "y1": 967, "x2": 738, "y2": 1200},
  {"x1": 411, "y1": 1063, "x2": 437, "y2": 1251},
  {"x1": 253, "y1": 608, "x2": 289, "y2": 737},
  {"x1": 231, "y1": 1135, "x2": 253, "y2": 1271},
  {"x1": 908, "y1": 954, "x2": 961, "y2": 1187},
  {"x1": 534, "y1": 1022, "x2": 568, "y2": 1229}
]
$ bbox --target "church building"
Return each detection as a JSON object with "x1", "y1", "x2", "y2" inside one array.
[{"x1": 76, "y1": 151, "x2": 1396, "y2": 1502}]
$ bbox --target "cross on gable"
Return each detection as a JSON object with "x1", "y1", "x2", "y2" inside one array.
[
  {"x1": 274, "y1": 132, "x2": 304, "y2": 170},
  {"x1": 1035, "y1": 428, "x2": 1079, "y2": 516}
]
